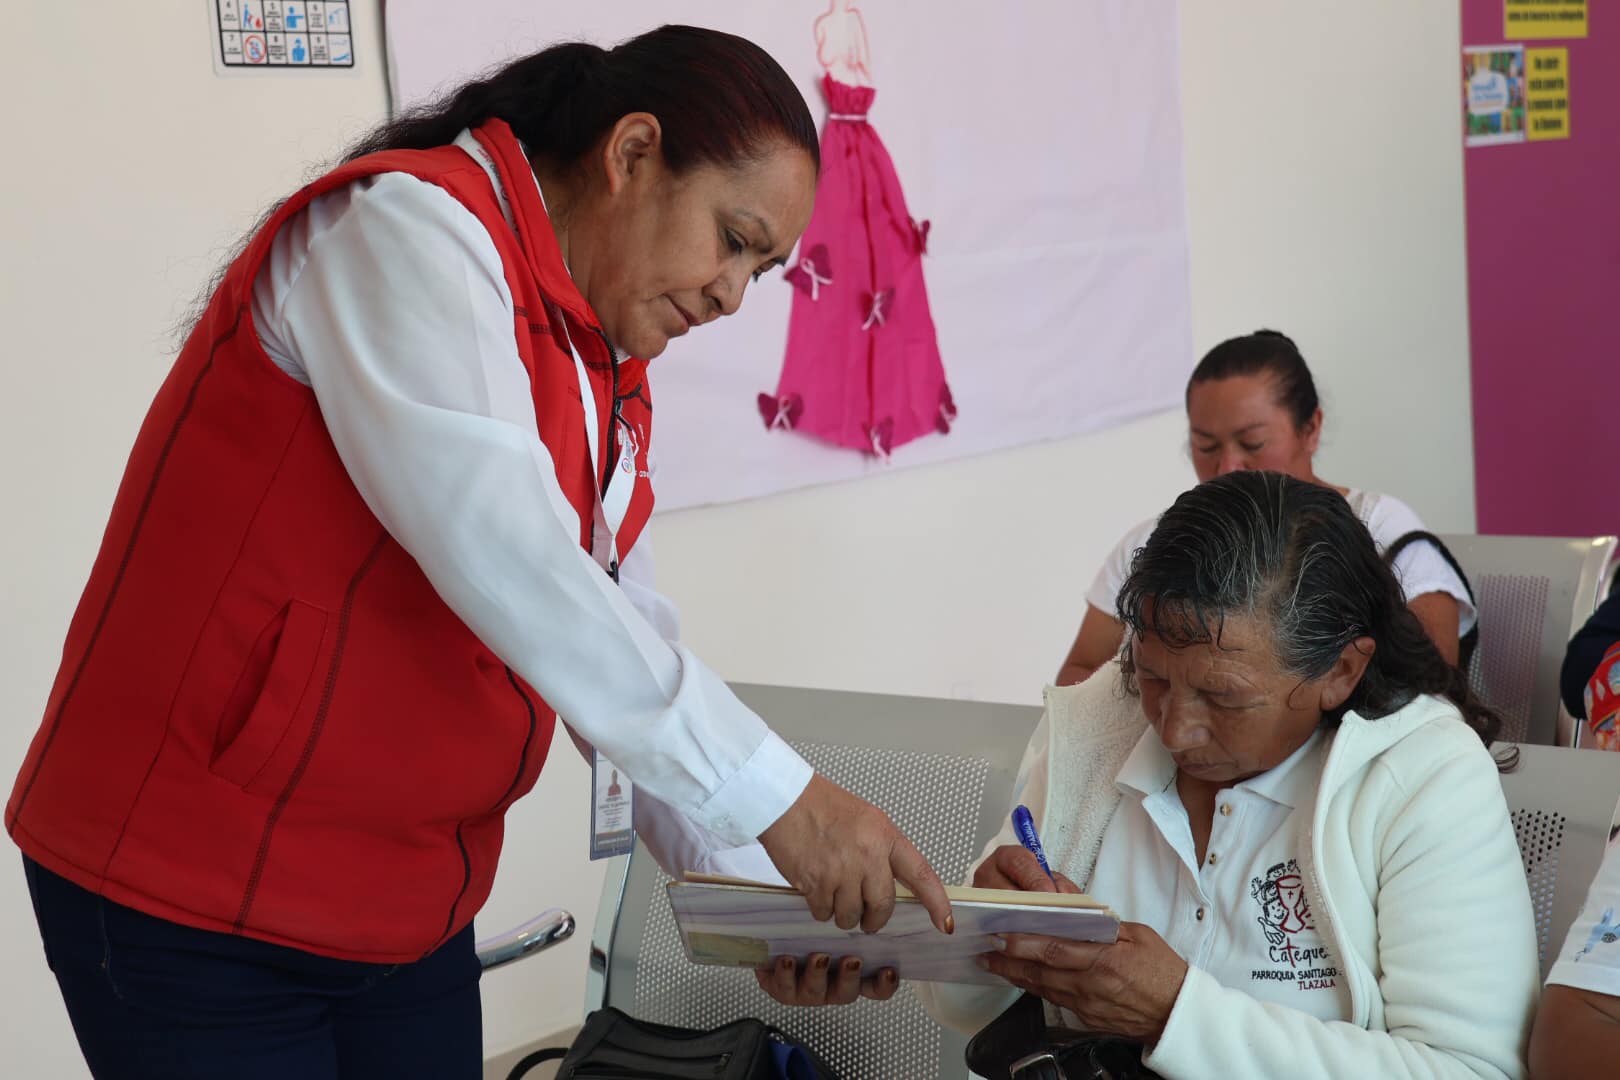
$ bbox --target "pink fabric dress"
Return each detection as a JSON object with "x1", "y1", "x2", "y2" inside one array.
[{"x1": 759, "y1": 74, "x2": 954, "y2": 458}]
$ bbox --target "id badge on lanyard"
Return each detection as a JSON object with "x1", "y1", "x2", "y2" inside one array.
[
  {"x1": 562, "y1": 320, "x2": 639, "y2": 859},
  {"x1": 590, "y1": 750, "x2": 634, "y2": 860}
]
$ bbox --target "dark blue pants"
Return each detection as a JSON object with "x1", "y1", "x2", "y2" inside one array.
[{"x1": 24, "y1": 856, "x2": 482, "y2": 1079}]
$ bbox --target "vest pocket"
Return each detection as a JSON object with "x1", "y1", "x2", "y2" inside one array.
[{"x1": 211, "y1": 600, "x2": 328, "y2": 793}]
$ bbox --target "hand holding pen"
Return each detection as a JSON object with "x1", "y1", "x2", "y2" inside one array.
[{"x1": 972, "y1": 805, "x2": 1083, "y2": 895}]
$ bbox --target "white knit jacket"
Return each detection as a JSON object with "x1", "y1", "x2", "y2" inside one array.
[{"x1": 919, "y1": 669, "x2": 1541, "y2": 1080}]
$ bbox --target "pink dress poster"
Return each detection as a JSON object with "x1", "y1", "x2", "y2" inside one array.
[
  {"x1": 762, "y1": 3, "x2": 952, "y2": 459},
  {"x1": 383, "y1": 1, "x2": 1193, "y2": 511}
]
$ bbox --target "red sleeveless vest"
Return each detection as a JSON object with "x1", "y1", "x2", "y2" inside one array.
[{"x1": 7, "y1": 121, "x2": 655, "y2": 962}]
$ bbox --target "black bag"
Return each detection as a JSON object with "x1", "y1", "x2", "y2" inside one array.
[
  {"x1": 505, "y1": 1006, "x2": 840, "y2": 1080},
  {"x1": 965, "y1": 994, "x2": 1162, "y2": 1080},
  {"x1": 1382, "y1": 529, "x2": 1480, "y2": 672}
]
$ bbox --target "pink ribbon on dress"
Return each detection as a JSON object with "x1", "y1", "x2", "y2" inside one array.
[
  {"x1": 797, "y1": 257, "x2": 832, "y2": 301},
  {"x1": 911, "y1": 218, "x2": 932, "y2": 255},
  {"x1": 784, "y1": 244, "x2": 833, "y2": 301},
  {"x1": 756, "y1": 392, "x2": 804, "y2": 432},
  {"x1": 935, "y1": 384, "x2": 958, "y2": 434},
  {"x1": 865, "y1": 417, "x2": 894, "y2": 460},
  {"x1": 862, "y1": 289, "x2": 893, "y2": 331}
]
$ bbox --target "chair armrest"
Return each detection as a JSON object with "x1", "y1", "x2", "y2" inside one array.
[{"x1": 476, "y1": 907, "x2": 576, "y2": 972}]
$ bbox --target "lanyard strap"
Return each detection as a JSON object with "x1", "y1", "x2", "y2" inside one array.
[
  {"x1": 561, "y1": 319, "x2": 635, "y2": 577},
  {"x1": 514, "y1": 148, "x2": 635, "y2": 578}
]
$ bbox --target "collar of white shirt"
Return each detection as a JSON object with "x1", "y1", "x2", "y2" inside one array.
[
  {"x1": 1114, "y1": 725, "x2": 1326, "y2": 810},
  {"x1": 459, "y1": 130, "x2": 630, "y2": 368}
]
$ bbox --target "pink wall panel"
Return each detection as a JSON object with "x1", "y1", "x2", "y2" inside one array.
[{"x1": 1462, "y1": 2, "x2": 1618, "y2": 535}]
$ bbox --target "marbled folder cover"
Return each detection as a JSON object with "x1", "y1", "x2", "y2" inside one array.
[{"x1": 667, "y1": 878, "x2": 1120, "y2": 986}]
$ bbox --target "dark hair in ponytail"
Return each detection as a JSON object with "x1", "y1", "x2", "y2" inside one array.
[
  {"x1": 1116, "y1": 471, "x2": 1504, "y2": 758},
  {"x1": 1187, "y1": 329, "x2": 1320, "y2": 432},
  {"x1": 178, "y1": 25, "x2": 816, "y2": 340},
  {"x1": 343, "y1": 25, "x2": 819, "y2": 173}
]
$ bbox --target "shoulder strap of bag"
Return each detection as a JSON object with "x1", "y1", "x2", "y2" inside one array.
[
  {"x1": 504, "y1": 1047, "x2": 566, "y2": 1080},
  {"x1": 964, "y1": 992, "x2": 1161, "y2": 1080},
  {"x1": 1382, "y1": 529, "x2": 1479, "y2": 671},
  {"x1": 538, "y1": 1007, "x2": 838, "y2": 1080}
]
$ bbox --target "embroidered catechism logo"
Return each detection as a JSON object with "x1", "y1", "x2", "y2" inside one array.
[{"x1": 1249, "y1": 860, "x2": 1339, "y2": 991}]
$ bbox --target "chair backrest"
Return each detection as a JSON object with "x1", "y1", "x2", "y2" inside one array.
[
  {"x1": 1437, "y1": 535, "x2": 1616, "y2": 746},
  {"x1": 1497, "y1": 741, "x2": 1620, "y2": 979},
  {"x1": 585, "y1": 684, "x2": 1042, "y2": 1080}
]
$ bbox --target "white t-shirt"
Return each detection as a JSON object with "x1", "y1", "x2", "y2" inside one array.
[
  {"x1": 1085, "y1": 488, "x2": 1477, "y2": 635},
  {"x1": 1547, "y1": 828, "x2": 1620, "y2": 994},
  {"x1": 1087, "y1": 727, "x2": 1352, "y2": 1021}
]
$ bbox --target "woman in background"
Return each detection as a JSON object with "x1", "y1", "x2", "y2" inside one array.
[
  {"x1": 1056, "y1": 329, "x2": 1472, "y2": 685},
  {"x1": 1560, "y1": 589, "x2": 1620, "y2": 749}
]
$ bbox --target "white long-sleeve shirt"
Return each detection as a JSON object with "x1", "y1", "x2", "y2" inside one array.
[{"x1": 246, "y1": 133, "x2": 811, "y2": 861}]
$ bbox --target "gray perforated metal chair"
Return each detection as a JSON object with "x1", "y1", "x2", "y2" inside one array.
[
  {"x1": 583, "y1": 683, "x2": 1043, "y2": 1080},
  {"x1": 1437, "y1": 535, "x2": 1617, "y2": 746},
  {"x1": 1498, "y1": 741, "x2": 1620, "y2": 979}
]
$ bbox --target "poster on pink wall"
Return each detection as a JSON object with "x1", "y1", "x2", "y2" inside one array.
[
  {"x1": 1463, "y1": 45, "x2": 1526, "y2": 146},
  {"x1": 384, "y1": 2, "x2": 1193, "y2": 511}
]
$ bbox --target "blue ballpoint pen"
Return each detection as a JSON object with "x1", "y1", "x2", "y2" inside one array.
[{"x1": 1011, "y1": 804, "x2": 1053, "y2": 880}]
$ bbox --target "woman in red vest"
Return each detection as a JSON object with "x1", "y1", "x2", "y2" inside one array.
[{"x1": 9, "y1": 25, "x2": 951, "y2": 1079}]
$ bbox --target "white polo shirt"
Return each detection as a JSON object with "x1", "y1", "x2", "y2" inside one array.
[
  {"x1": 1547, "y1": 828, "x2": 1620, "y2": 994},
  {"x1": 1086, "y1": 727, "x2": 1353, "y2": 1022}
]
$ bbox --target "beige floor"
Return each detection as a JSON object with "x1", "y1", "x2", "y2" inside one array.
[{"x1": 483, "y1": 1028, "x2": 578, "y2": 1080}]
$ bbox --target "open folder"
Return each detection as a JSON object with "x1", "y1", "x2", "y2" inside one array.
[{"x1": 666, "y1": 873, "x2": 1120, "y2": 987}]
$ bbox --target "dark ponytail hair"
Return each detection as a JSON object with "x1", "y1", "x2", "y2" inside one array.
[
  {"x1": 343, "y1": 25, "x2": 819, "y2": 174},
  {"x1": 1116, "y1": 471, "x2": 1503, "y2": 756},
  {"x1": 1187, "y1": 329, "x2": 1320, "y2": 432},
  {"x1": 179, "y1": 25, "x2": 816, "y2": 340}
]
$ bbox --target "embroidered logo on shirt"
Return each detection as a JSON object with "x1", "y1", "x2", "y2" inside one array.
[
  {"x1": 1575, "y1": 906, "x2": 1619, "y2": 962},
  {"x1": 1249, "y1": 860, "x2": 1339, "y2": 990}
]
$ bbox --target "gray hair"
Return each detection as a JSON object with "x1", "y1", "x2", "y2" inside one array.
[{"x1": 1116, "y1": 471, "x2": 1498, "y2": 741}]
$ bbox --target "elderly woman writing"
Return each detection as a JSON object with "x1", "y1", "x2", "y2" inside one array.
[{"x1": 764, "y1": 471, "x2": 1540, "y2": 1079}]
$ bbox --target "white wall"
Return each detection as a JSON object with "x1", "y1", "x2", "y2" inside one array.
[
  {"x1": 0, "y1": 1, "x2": 1473, "y2": 1071},
  {"x1": 0, "y1": 4, "x2": 390, "y2": 1074}
]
